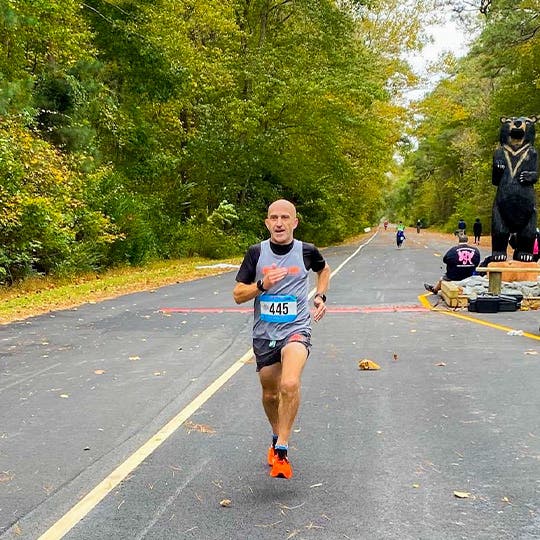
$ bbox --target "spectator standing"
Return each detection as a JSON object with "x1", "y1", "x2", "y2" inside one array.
[
  {"x1": 457, "y1": 218, "x2": 466, "y2": 236},
  {"x1": 473, "y1": 218, "x2": 482, "y2": 245}
]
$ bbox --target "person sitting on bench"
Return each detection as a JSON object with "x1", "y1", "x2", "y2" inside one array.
[{"x1": 424, "y1": 235, "x2": 481, "y2": 294}]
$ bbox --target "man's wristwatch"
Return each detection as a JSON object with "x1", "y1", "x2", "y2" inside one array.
[
  {"x1": 314, "y1": 293, "x2": 326, "y2": 302},
  {"x1": 256, "y1": 279, "x2": 267, "y2": 292}
]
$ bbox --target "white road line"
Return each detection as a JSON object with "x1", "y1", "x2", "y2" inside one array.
[
  {"x1": 328, "y1": 231, "x2": 378, "y2": 279},
  {"x1": 133, "y1": 458, "x2": 211, "y2": 540},
  {"x1": 37, "y1": 232, "x2": 376, "y2": 539},
  {"x1": 0, "y1": 363, "x2": 62, "y2": 393}
]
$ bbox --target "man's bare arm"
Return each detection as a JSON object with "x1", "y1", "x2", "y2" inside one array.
[
  {"x1": 233, "y1": 281, "x2": 260, "y2": 304},
  {"x1": 312, "y1": 263, "x2": 331, "y2": 322},
  {"x1": 315, "y1": 263, "x2": 330, "y2": 298}
]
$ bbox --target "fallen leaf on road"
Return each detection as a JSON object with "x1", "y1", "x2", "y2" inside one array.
[
  {"x1": 393, "y1": 353, "x2": 398, "y2": 361},
  {"x1": 435, "y1": 362, "x2": 446, "y2": 367},
  {"x1": 453, "y1": 491, "x2": 470, "y2": 498},
  {"x1": 60, "y1": 394, "x2": 69, "y2": 398},
  {"x1": 0, "y1": 472, "x2": 13, "y2": 483},
  {"x1": 94, "y1": 369, "x2": 106, "y2": 375},
  {"x1": 255, "y1": 520, "x2": 283, "y2": 528},
  {"x1": 184, "y1": 421, "x2": 215, "y2": 434},
  {"x1": 129, "y1": 356, "x2": 140, "y2": 361},
  {"x1": 524, "y1": 350, "x2": 538, "y2": 355},
  {"x1": 412, "y1": 484, "x2": 420, "y2": 488},
  {"x1": 358, "y1": 359, "x2": 380, "y2": 370},
  {"x1": 502, "y1": 496, "x2": 511, "y2": 503},
  {"x1": 219, "y1": 499, "x2": 232, "y2": 507},
  {"x1": 278, "y1": 502, "x2": 306, "y2": 510}
]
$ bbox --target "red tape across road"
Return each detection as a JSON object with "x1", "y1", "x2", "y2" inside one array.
[{"x1": 160, "y1": 305, "x2": 428, "y2": 314}]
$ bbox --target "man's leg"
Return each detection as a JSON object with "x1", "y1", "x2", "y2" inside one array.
[
  {"x1": 258, "y1": 362, "x2": 282, "y2": 436},
  {"x1": 424, "y1": 279, "x2": 442, "y2": 294},
  {"x1": 276, "y1": 342, "x2": 308, "y2": 447}
]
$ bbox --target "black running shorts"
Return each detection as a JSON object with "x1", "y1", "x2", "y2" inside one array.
[{"x1": 253, "y1": 331, "x2": 311, "y2": 372}]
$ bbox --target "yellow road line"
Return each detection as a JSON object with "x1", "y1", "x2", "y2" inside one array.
[
  {"x1": 418, "y1": 293, "x2": 540, "y2": 341},
  {"x1": 38, "y1": 230, "x2": 379, "y2": 539}
]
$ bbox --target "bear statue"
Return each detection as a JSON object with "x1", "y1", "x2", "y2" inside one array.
[{"x1": 491, "y1": 116, "x2": 538, "y2": 262}]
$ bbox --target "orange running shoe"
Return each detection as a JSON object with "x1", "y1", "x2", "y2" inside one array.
[
  {"x1": 267, "y1": 446, "x2": 277, "y2": 466},
  {"x1": 270, "y1": 457, "x2": 293, "y2": 479}
]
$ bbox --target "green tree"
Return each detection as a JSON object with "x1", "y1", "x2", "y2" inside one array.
[{"x1": 395, "y1": 0, "x2": 540, "y2": 231}]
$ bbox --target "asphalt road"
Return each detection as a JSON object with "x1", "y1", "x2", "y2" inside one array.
[{"x1": 1, "y1": 228, "x2": 539, "y2": 540}]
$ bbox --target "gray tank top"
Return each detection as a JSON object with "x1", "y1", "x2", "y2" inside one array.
[{"x1": 253, "y1": 239, "x2": 310, "y2": 340}]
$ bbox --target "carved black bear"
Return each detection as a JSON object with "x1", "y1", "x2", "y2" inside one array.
[{"x1": 491, "y1": 116, "x2": 538, "y2": 262}]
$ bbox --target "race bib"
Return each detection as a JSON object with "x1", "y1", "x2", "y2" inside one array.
[{"x1": 260, "y1": 294, "x2": 298, "y2": 323}]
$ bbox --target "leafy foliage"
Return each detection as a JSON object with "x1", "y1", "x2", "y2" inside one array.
[
  {"x1": 398, "y1": 0, "x2": 540, "y2": 232},
  {"x1": 0, "y1": 0, "x2": 431, "y2": 282},
  {"x1": 0, "y1": 121, "x2": 117, "y2": 281}
]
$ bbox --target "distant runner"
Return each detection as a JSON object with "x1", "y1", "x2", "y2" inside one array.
[{"x1": 396, "y1": 221, "x2": 406, "y2": 248}]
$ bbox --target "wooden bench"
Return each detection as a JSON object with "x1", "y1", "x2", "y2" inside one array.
[
  {"x1": 476, "y1": 266, "x2": 540, "y2": 294},
  {"x1": 440, "y1": 263, "x2": 540, "y2": 308}
]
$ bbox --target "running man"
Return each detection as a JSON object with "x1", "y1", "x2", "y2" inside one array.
[
  {"x1": 233, "y1": 199, "x2": 330, "y2": 479},
  {"x1": 396, "y1": 221, "x2": 406, "y2": 247}
]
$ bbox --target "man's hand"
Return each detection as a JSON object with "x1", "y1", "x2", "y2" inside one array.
[
  {"x1": 263, "y1": 263, "x2": 288, "y2": 289},
  {"x1": 312, "y1": 296, "x2": 327, "y2": 322},
  {"x1": 233, "y1": 264, "x2": 289, "y2": 304}
]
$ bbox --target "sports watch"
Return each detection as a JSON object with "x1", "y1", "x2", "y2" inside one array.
[
  {"x1": 314, "y1": 293, "x2": 326, "y2": 302},
  {"x1": 256, "y1": 279, "x2": 267, "y2": 292}
]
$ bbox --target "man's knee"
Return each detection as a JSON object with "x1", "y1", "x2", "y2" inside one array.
[
  {"x1": 262, "y1": 388, "x2": 279, "y2": 404},
  {"x1": 280, "y1": 378, "x2": 300, "y2": 398}
]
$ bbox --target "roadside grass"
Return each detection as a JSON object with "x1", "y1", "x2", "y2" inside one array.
[{"x1": 0, "y1": 257, "x2": 242, "y2": 325}]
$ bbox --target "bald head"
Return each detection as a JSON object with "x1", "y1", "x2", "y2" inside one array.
[
  {"x1": 265, "y1": 199, "x2": 298, "y2": 244},
  {"x1": 267, "y1": 199, "x2": 296, "y2": 219}
]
